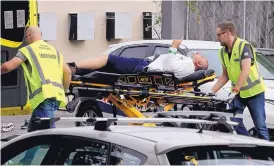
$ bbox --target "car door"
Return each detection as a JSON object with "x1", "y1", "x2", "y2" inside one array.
[
  {"x1": 117, "y1": 44, "x2": 152, "y2": 59},
  {"x1": 1, "y1": 135, "x2": 63, "y2": 165},
  {"x1": 50, "y1": 135, "x2": 148, "y2": 165}
]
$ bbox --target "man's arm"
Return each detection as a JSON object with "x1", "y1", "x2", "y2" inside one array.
[
  {"x1": 1, "y1": 56, "x2": 24, "y2": 74},
  {"x1": 62, "y1": 62, "x2": 72, "y2": 91},
  {"x1": 75, "y1": 54, "x2": 109, "y2": 70},
  {"x1": 166, "y1": 39, "x2": 183, "y2": 57},
  {"x1": 211, "y1": 65, "x2": 229, "y2": 93},
  {"x1": 233, "y1": 44, "x2": 253, "y2": 92},
  {"x1": 171, "y1": 39, "x2": 182, "y2": 49}
]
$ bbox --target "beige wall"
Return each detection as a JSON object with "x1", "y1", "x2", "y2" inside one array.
[{"x1": 38, "y1": 0, "x2": 160, "y2": 62}]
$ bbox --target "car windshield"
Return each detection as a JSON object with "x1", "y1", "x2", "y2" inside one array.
[
  {"x1": 191, "y1": 49, "x2": 274, "y2": 80},
  {"x1": 167, "y1": 145, "x2": 274, "y2": 165}
]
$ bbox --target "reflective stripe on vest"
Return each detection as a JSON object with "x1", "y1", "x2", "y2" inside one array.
[
  {"x1": 221, "y1": 41, "x2": 261, "y2": 91},
  {"x1": 26, "y1": 45, "x2": 63, "y2": 99},
  {"x1": 57, "y1": 51, "x2": 60, "y2": 68}
]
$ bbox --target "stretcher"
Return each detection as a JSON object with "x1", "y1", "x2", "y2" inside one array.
[{"x1": 67, "y1": 68, "x2": 228, "y2": 119}]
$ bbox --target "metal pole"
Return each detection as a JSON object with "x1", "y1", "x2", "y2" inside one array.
[
  {"x1": 266, "y1": 2, "x2": 269, "y2": 48},
  {"x1": 243, "y1": 0, "x2": 246, "y2": 39},
  {"x1": 186, "y1": 0, "x2": 189, "y2": 40}
]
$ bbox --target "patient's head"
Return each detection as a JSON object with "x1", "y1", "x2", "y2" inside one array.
[{"x1": 190, "y1": 52, "x2": 208, "y2": 71}]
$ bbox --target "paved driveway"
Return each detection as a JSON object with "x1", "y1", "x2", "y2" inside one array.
[
  {"x1": 1, "y1": 111, "x2": 128, "y2": 141},
  {"x1": 1, "y1": 111, "x2": 76, "y2": 139}
]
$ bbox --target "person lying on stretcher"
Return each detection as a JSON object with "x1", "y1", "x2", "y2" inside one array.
[{"x1": 68, "y1": 39, "x2": 208, "y2": 78}]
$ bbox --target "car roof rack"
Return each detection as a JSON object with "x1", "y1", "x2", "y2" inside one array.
[
  {"x1": 29, "y1": 114, "x2": 239, "y2": 134},
  {"x1": 154, "y1": 111, "x2": 241, "y2": 133},
  {"x1": 0, "y1": 134, "x2": 21, "y2": 142},
  {"x1": 155, "y1": 110, "x2": 243, "y2": 118}
]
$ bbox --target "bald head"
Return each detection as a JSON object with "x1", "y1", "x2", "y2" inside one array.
[
  {"x1": 192, "y1": 53, "x2": 208, "y2": 71},
  {"x1": 25, "y1": 26, "x2": 42, "y2": 44}
]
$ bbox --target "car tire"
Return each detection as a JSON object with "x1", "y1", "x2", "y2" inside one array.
[{"x1": 75, "y1": 101, "x2": 103, "y2": 127}]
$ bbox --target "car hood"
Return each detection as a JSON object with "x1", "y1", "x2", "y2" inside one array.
[{"x1": 264, "y1": 80, "x2": 274, "y2": 100}]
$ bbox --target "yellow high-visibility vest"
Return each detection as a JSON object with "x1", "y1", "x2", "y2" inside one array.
[
  {"x1": 19, "y1": 40, "x2": 66, "y2": 110},
  {"x1": 218, "y1": 37, "x2": 265, "y2": 98}
]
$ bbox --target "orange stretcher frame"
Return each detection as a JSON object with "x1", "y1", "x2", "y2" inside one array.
[{"x1": 69, "y1": 71, "x2": 220, "y2": 123}]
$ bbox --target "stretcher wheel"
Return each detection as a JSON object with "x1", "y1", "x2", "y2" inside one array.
[{"x1": 75, "y1": 102, "x2": 103, "y2": 126}]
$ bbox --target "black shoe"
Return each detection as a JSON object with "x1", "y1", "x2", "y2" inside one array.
[{"x1": 21, "y1": 120, "x2": 29, "y2": 130}]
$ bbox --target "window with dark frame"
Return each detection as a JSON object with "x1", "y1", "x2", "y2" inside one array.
[
  {"x1": 1, "y1": 135, "x2": 62, "y2": 165},
  {"x1": 109, "y1": 144, "x2": 148, "y2": 165},
  {"x1": 60, "y1": 137, "x2": 110, "y2": 165},
  {"x1": 166, "y1": 145, "x2": 274, "y2": 165},
  {"x1": 119, "y1": 46, "x2": 150, "y2": 59}
]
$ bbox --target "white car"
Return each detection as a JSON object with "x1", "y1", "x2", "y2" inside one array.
[
  {"x1": 101, "y1": 39, "x2": 274, "y2": 140},
  {"x1": 1, "y1": 117, "x2": 274, "y2": 165}
]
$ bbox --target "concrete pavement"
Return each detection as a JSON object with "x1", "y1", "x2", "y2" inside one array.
[
  {"x1": 1, "y1": 110, "x2": 127, "y2": 141},
  {"x1": 1, "y1": 111, "x2": 76, "y2": 139}
]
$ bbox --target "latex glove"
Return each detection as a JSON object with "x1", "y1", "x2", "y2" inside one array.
[
  {"x1": 208, "y1": 91, "x2": 220, "y2": 101},
  {"x1": 208, "y1": 91, "x2": 228, "y2": 102},
  {"x1": 65, "y1": 89, "x2": 70, "y2": 93},
  {"x1": 226, "y1": 92, "x2": 237, "y2": 103},
  {"x1": 207, "y1": 91, "x2": 216, "y2": 97}
]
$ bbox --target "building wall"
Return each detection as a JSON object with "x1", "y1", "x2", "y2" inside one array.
[
  {"x1": 161, "y1": 1, "x2": 186, "y2": 39},
  {"x1": 163, "y1": 1, "x2": 274, "y2": 48},
  {"x1": 38, "y1": 0, "x2": 160, "y2": 62}
]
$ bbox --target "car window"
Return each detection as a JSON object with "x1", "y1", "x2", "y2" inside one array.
[
  {"x1": 119, "y1": 46, "x2": 150, "y2": 59},
  {"x1": 60, "y1": 137, "x2": 109, "y2": 165},
  {"x1": 153, "y1": 46, "x2": 169, "y2": 56},
  {"x1": 110, "y1": 48, "x2": 121, "y2": 55},
  {"x1": 1, "y1": 135, "x2": 61, "y2": 165},
  {"x1": 256, "y1": 52, "x2": 274, "y2": 80},
  {"x1": 109, "y1": 144, "x2": 147, "y2": 165},
  {"x1": 153, "y1": 46, "x2": 184, "y2": 56},
  {"x1": 1, "y1": 1, "x2": 30, "y2": 42},
  {"x1": 167, "y1": 145, "x2": 274, "y2": 165},
  {"x1": 256, "y1": 49, "x2": 274, "y2": 64},
  {"x1": 3, "y1": 144, "x2": 50, "y2": 165},
  {"x1": 191, "y1": 49, "x2": 274, "y2": 80}
]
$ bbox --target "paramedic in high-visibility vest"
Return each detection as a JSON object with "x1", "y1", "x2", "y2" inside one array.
[
  {"x1": 1, "y1": 26, "x2": 72, "y2": 132},
  {"x1": 210, "y1": 21, "x2": 270, "y2": 141}
]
